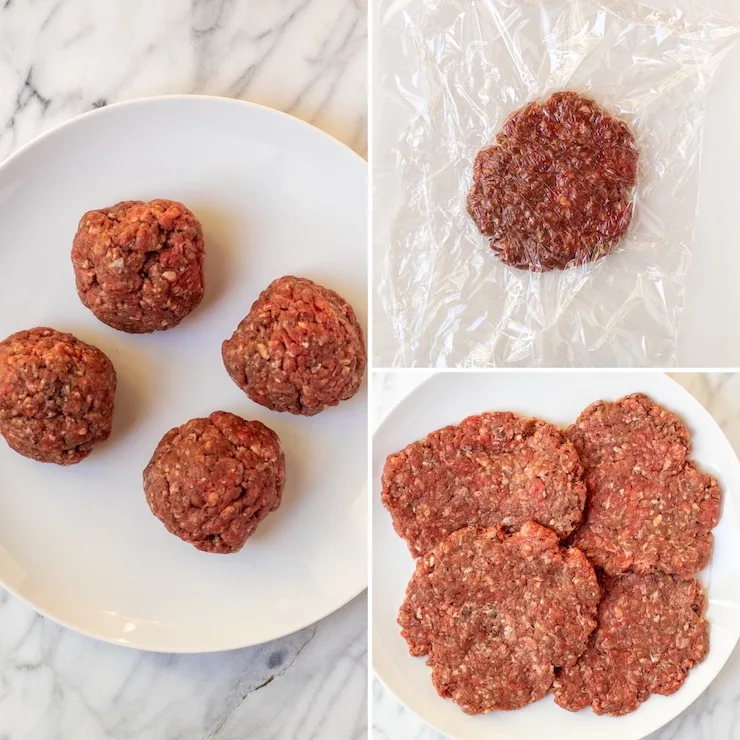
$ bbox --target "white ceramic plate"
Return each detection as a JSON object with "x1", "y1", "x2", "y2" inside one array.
[
  {"x1": 373, "y1": 372, "x2": 740, "y2": 740},
  {"x1": 0, "y1": 95, "x2": 367, "y2": 652}
]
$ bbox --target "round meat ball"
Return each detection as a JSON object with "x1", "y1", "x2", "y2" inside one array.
[
  {"x1": 143, "y1": 411, "x2": 285, "y2": 553},
  {"x1": 222, "y1": 276, "x2": 366, "y2": 416},
  {"x1": 71, "y1": 199, "x2": 205, "y2": 333},
  {"x1": 0, "y1": 327, "x2": 117, "y2": 465}
]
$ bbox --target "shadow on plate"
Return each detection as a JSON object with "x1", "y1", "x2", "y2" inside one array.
[{"x1": 190, "y1": 202, "x2": 247, "y2": 319}]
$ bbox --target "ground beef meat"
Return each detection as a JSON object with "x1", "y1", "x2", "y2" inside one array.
[
  {"x1": 399, "y1": 522, "x2": 600, "y2": 714},
  {"x1": 566, "y1": 393, "x2": 720, "y2": 577},
  {"x1": 222, "y1": 276, "x2": 366, "y2": 416},
  {"x1": 0, "y1": 327, "x2": 116, "y2": 465},
  {"x1": 553, "y1": 573, "x2": 708, "y2": 716},
  {"x1": 382, "y1": 412, "x2": 586, "y2": 557},
  {"x1": 143, "y1": 411, "x2": 285, "y2": 553},
  {"x1": 72, "y1": 199, "x2": 205, "y2": 333},
  {"x1": 467, "y1": 91, "x2": 639, "y2": 271}
]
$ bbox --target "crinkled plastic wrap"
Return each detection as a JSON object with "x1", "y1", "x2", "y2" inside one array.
[{"x1": 374, "y1": 0, "x2": 740, "y2": 367}]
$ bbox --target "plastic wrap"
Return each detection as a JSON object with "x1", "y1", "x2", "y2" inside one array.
[{"x1": 374, "y1": 0, "x2": 740, "y2": 367}]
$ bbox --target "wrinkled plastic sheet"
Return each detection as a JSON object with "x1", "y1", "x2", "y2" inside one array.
[{"x1": 374, "y1": 0, "x2": 740, "y2": 367}]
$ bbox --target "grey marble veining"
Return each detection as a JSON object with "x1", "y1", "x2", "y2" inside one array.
[
  {"x1": 0, "y1": 588, "x2": 367, "y2": 740},
  {"x1": 372, "y1": 371, "x2": 740, "y2": 740},
  {"x1": 0, "y1": 0, "x2": 367, "y2": 161},
  {"x1": 0, "y1": 2, "x2": 367, "y2": 739}
]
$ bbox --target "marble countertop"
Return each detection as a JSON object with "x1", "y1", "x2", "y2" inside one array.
[
  {"x1": 372, "y1": 371, "x2": 740, "y2": 740},
  {"x1": 0, "y1": 2, "x2": 368, "y2": 739}
]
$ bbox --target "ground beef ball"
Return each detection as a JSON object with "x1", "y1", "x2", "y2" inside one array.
[
  {"x1": 566, "y1": 393, "x2": 720, "y2": 577},
  {"x1": 382, "y1": 412, "x2": 586, "y2": 557},
  {"x1": 222, "y1": 276, "x2": 366, "y2": 416},
  {"x1": 0, "y1": 327, "x2": 116, "y2": 465},
  {"x1": 467, "y1": 91, "x2": 639, "y2": 271},
  {"x1": 72, "y1": 199, "x2": 205, "y2": 333},
  {"x1": 399, "y1": 522, "x2": 600, "y2": 714},
  {"x1": 143, "y1": 411, "x2": 285, "y2": 553},
  {"x1": 553, "y1": 573, "x2": 708, "y2": 716}
]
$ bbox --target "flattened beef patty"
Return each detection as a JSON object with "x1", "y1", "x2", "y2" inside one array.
[
  {"x1": 554, "y1": 573, "x2": 708, "y2": 716},
  {"x1": 467, "y1": 91, "x2": 639, "y2": 271},
  {"x1": 399, "y1": 522, "x2": 600, "y2": 714},
  {"x1": 143, "y1": 411, "x2": 285, "y2": 553},
  {"x1": 72, "y1": 199, "x2": 205, "y2": 333},
  {"x1": 382, "y1": 412, "x2": 586, "y2": 556},
  {"x1": 0, "y1": 327, "x2": 116, "y2": 465},
  {"x1": 566, "y1": 393, "x2": 720, "y2": 576}
]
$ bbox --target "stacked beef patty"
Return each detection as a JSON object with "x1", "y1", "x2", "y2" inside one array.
[{"x1": 382, "y1": 393, "x2": 719, "y2": 717}]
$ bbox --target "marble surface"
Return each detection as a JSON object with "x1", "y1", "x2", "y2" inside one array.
[
  {"x1": 0, "y1": 2, "x2": 368, "y2": 739},
  {"x1": 0, "y1": 0, "x2": 367, "y2": 160},
  {"x1": 372, "y1": 371, "x2": 740, "y2": 740}
]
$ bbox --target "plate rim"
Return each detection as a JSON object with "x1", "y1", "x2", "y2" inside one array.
[
  {"x1": 0, "y1": 93, "x2": 368, "y2": 654},
  {"x1": 371, "y1": 371, "x2": 740, "y2": 740},
  {"x1": 0, "y1": 93, "x2": 366, "y2": 171}
]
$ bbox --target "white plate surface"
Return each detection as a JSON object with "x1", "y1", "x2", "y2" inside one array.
[
  {"x1": 0, "y1": 95, "x2": 368, "y2": 652},
  {"x1": 373, "y1": 372, "x2": 740, "y2": 740}
]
